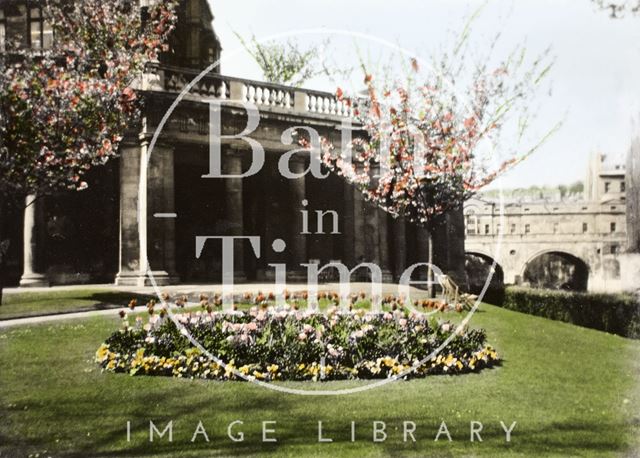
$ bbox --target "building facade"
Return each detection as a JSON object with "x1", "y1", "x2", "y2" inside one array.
[{"x1": 2, "y1": 0, "x2": 467, "y2": 288}]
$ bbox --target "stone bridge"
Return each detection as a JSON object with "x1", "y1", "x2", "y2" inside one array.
[{"x1": 464, "y1": 198, "x2": 627, "y2": 292}]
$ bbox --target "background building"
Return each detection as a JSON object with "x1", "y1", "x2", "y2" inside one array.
[{"x1": 464, "y1": 153, "x2": 631, "y2": 293}]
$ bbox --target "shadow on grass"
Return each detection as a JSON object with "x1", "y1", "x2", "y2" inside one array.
[
  {"x1": 66, "y1": 415, "x2": 638, "y2": 457},
  {"x1": 0, "y1": 290, "x2": 155, "y2": 320}
]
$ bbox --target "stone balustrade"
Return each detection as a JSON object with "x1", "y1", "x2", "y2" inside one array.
[{"x1": 143, "y1": 63, "x2": 353, "y2": 119}]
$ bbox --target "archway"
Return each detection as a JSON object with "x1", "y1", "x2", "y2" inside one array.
[
  {"x1": 522, "y1": 251, "x2": 589, "y2": 291},
  {"x1": 464, "y1": 251, "x2": 505, "y2": 304}
]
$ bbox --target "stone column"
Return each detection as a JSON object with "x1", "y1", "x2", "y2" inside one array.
[
  {"x1": 19, "y1": 195, "x2": 49, "y2": 287},
  {"x1": 115, "y1": 141, "x2": 148, "y2": 286},
  {"x1": 342, "y1": 181, "x2": 355, "y2": 267},
  {"x1": 445, "y1": 207, "x2": 469, "y2": 289},
  {"x1": 377, "y1": 209, "x2": 394, "y2": 282},
  {"x1": 393, "y1": 217, "x2": 407, "y2": 281},
  {"x1": 224, "y1": 148, "x2": 246, "y2": 282},
  {"x1": 361, "y1": 202, "x2": 381, "y2": 283},
  {"x1": 257, "y1": 158, "x2": 282, "y2": 281},
  {"x1": 288, "y1": 155, "x2": 307, "y2": 281},
  {"x1": 147, "y1": 143, "x2": 179, "y2": 284},
  {"x1": 431, "y1": 217, "x2": 449, "y2": 279},
  {"x1": 416, "y1": 226, "x2": 431, "y2": 282},
  {"x1": 353, "y1": 190, "x2": 366, "y2": 263}
]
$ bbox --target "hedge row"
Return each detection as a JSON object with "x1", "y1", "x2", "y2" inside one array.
[{"x1": 499, "y1": 287, "x2": 640, "y2": 338}]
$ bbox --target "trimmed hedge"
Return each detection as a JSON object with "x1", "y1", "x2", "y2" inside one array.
[{"x1": 499, "y1": 287, "x2": 640, "y2": 338}]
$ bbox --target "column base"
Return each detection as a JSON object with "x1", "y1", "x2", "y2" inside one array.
[
  {"x1": 115, "y1": 270, "x2": 179, "y2": 287},
  {"x1": 287, "y1": 270, "x2": 308, "y2": 283},
  {"x1": 19, "y1": 273, "x2": 49, "y2": 288},
  {"x1": 256, "y1": 268, "x2": 274, "y2": 282},
  {"x1": 233, "y1": 271, "x2": 248, "y2": 283}
]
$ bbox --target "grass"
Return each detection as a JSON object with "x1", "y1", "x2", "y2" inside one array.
[
  {"x1": 0, "y1": 288, "x2": 153, "y2": 320},
  {"x1": 0, "y1": 304, "x2": 639, "y2": 457}
]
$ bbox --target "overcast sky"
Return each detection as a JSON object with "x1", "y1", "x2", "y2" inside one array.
[{"x1": 208, "y1": 0, "x2": 640, "y2": 189}]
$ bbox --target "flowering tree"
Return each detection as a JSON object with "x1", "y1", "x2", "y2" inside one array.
[
  {"x1": 0, "y1": 0, "x2": 178, "y2": 300},
  {"x1": 315, "y1": 47, "x2": 557, "y2": 285}
]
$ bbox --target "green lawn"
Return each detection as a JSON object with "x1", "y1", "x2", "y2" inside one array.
[
  {"x1": 0, "y1": 288, "x2": 153, "y2": 320},
  {"x1": 1, "y1": 304, "x2": 639, "y2": 457}
]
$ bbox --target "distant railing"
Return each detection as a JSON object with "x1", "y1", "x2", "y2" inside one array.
[{"x1": 142, "y1": 63, "x2": 353, "y2": 118}]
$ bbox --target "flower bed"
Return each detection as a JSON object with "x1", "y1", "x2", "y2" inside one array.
[{"x1": 96, "y1": 294, "x2": 499, "y2": 382}]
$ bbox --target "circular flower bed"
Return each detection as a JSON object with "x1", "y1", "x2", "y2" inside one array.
[{"x1": 96, "y1": 293, "x2": 499, "y2": 382}]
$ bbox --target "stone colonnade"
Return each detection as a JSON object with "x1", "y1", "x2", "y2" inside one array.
[{"x1": 19, "y1": 142, "x2": 465, "y2": 287}]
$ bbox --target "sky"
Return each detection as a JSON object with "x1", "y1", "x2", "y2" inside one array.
[{"x1": 207, "y1": 0, "x2": 640, "y2": 189}]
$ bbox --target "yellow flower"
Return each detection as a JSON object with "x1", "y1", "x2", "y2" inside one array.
[
  {"x1": 95, "y1": 344, "x2": 109, "y2": 362},
  {"x1": 444, "y1": 354, "x2": 454, "y2": 367}
]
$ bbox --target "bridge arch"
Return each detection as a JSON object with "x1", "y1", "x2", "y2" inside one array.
[
  {"x1": 520, "y1": 249, "x2": 589, "y2": 291},
  {"x1": 465, "y1": 251, "x2": 505, "y2": 304}
]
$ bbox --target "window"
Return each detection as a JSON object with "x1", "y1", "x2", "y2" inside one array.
[
  {"x1": 496, "y1": 223, "x2": 501, "y2": 234},
  {"x1": 510, "y1": 224, "x2": 516, "y2": 234},
  {"x1": 28, "y1": 7, "x2": 52, "y2": 50},
  {"x1": 525, "y1": 224, "x2": 531, "y2": 234},
  {"x1": 621, "y1": 182, "x2": 626, "y2": 193},
  {"x1": 465, "y1": 213, "x2": 478, "y2": 235},
  {"x1": 582, "y1": 222, "x2": 588, "y2": 233},
  {"x1": 1, "y1": 5, "x2": 51, "y2": 50},
  {"x1": 611, "y1": 244, "x2": 619, "y2": 254},
  {"x1": 610, "y1": 222, "x2": 616, "y2": 233},
  {"x1": 4, "y1": 4, "x2": 27, "y2": 48},
  {"x1": 605, "y1": 181, "x2": 611, "y2": 193},
  {"x1": 484, "y1": 224, "x2": 490, "y2": 235}
]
